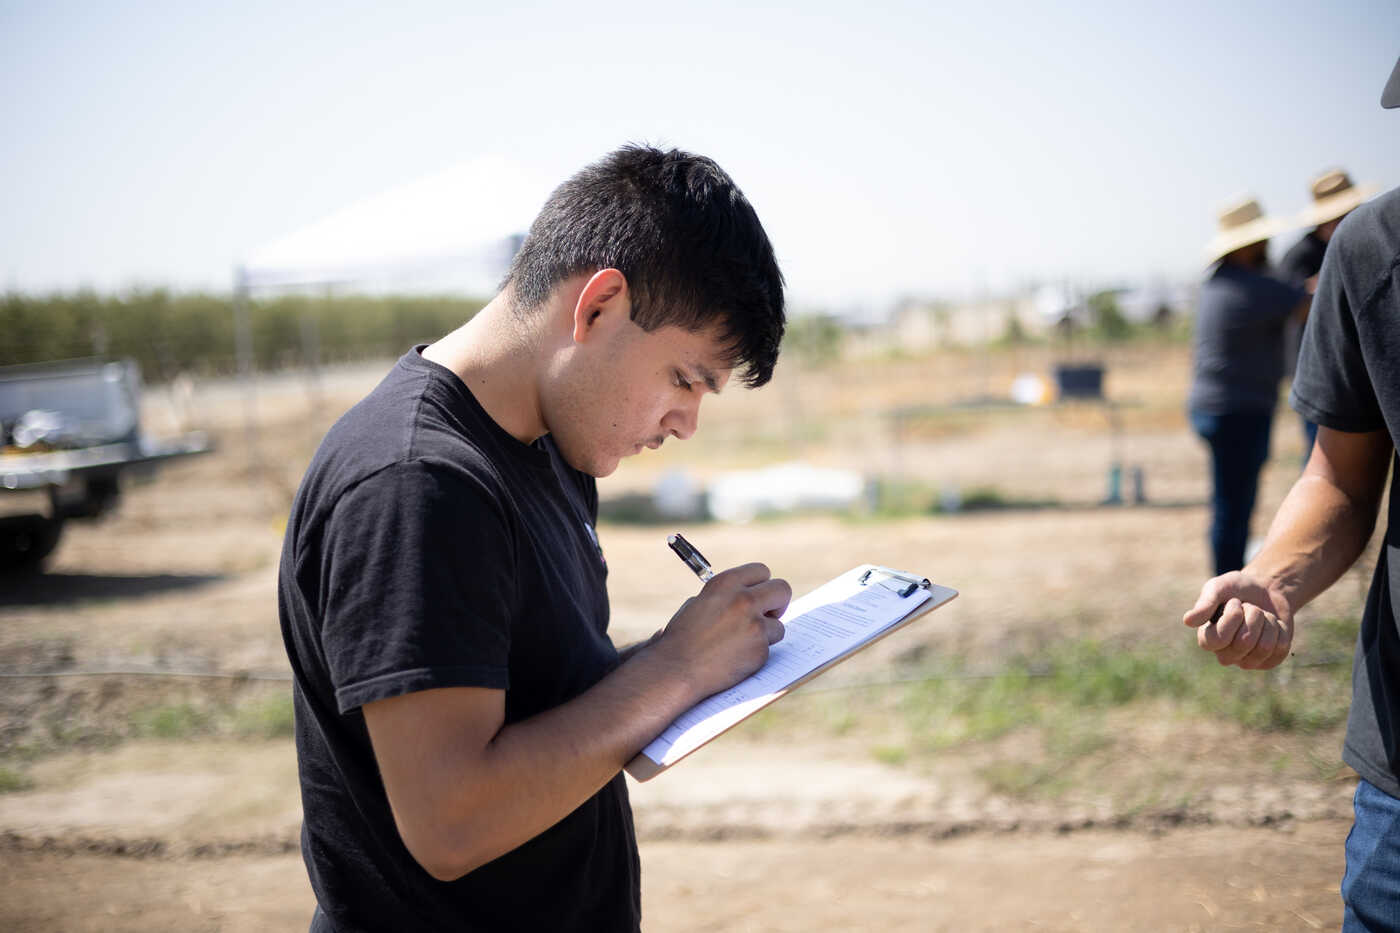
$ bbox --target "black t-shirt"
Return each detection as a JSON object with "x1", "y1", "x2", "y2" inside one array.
[
  {"x1": 1188, "y1": 263, "x2": 1306, "y2": 415},
  {"x1": 1279, "y1": 230, "x2": 1328, "y2": 287},
  {"x1": 278, "y1": 347, "x2": 641, "y2": 932},
  {"x1": 1289, "y1": 186, "x2": 1400, "y2": 799},
  {"x1": 1278, "y1": 232, "x2": 1329, "y2": 378}
]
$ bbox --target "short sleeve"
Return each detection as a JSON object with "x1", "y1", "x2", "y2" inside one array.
[
  {"x1": 1290, "y1": 242, "x2": 1385, "y2": 433},
  {"x1": 319, "y1": 460, "x2": 517, "y2": 713}
]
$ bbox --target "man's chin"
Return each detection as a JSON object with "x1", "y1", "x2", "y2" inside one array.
[{"x1": 582, "y1": 453, "x2": 622, "y2": 479}]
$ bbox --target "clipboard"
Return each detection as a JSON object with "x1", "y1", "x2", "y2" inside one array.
[{"x1": 625, "y1": 564, "x2": 958, "y2": 781}]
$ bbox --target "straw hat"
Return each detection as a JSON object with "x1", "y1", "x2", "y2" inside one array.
[
  {"x1": 1297, "y1": 169, "x2": 1378, "y2": 227},
  {"x1": 1205, "y1": 196, "x2": 1289, "y2": 264}
]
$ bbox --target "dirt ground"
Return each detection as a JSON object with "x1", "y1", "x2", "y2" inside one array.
[
  {"x1": 0, "y1": 822, "x2": 1351, "y2": 932},
  {"x1": 0, "y1": 341, "x2": 1373, "y2": 930}
]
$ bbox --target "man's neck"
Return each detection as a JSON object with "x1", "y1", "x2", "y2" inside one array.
[{"x1": 422, "y1": 293, "x2": 549, "y2": 445}]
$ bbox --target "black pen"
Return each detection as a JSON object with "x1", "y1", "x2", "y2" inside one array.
[{"x1": 667, "y1": 533, "x2": 714, "y2": 582}]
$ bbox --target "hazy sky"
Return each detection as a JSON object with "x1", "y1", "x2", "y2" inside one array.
[{"x1": 3, "y1": 0, "x2": 1397, "y2": 310}]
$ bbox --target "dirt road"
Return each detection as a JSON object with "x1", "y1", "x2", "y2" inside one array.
[{"x1": 0, "y1": 821, "x2": 1349, "y2": 932}]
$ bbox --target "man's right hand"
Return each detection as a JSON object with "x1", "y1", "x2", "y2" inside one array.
[
  {"x1": 1182, "y1": 570, "x2": 1294, "y2": 670},
  {"x1": 650, "y1": 562, "x2": 791, "y2": 702}
]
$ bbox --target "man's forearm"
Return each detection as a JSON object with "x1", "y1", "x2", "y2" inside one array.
[
  {"x1": 482, "y1": 639, "x2": 705, "y2": 812},
  {"x1": 373, "y1": 565, "x2": 789, "y2": 881},
  {"x1": 1185, "y1": 429, "x2": 1389, "y2": 670},
  {"x1": 1247, "y1": 472, "x2": 1380, "y2": 614},
  {"x1": 379, "y1": 639, "x2": 704, "y2": 880}
]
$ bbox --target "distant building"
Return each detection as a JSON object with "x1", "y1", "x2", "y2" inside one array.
[
  {"x1": 882, "y1": 280, "x2": 1196, "y2": 351},
  {"x1": 886, "y1": 293, "x2": 1049, "y2": 350}
]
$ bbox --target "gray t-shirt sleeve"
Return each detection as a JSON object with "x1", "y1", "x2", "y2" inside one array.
[{"x1": 1290, "y1": 235, "x2": 1387, "y2": 433}]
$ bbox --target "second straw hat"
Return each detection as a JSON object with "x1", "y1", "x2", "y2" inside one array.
[{"x1": 1298, "y1": 169, "x2": 1378, "y2": 227}]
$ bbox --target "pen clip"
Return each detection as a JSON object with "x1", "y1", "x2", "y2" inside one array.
[{"x1": 668, "y1": 533, "x2": 714, "y2": 582}]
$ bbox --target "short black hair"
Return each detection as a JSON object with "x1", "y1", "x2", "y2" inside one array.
[{"x1": 505, "y1": 145, "x2": 785, "y2": 388}]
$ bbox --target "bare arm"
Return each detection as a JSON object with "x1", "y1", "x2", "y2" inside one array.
[
  {"x1": 363, "y1": 562, "x2": 790, "y2": 880},
  {"x1": 1182, "y1": 426, "x2": 1392, "y2": 668}
]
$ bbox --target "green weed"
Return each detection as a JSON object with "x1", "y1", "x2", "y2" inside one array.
[
  {"x1": 125, "y1": 690, "x2": 296, "y2": 743},
  {"x1": 871, "y1": 745, "x2": 908, "y2": 766},
  {"x1": 768, "y1": 625, "x2": 1356, "y2": 765},
  {"x1": 0, "y1": 766, "x2": 33, "y2": 793},
  {"x1": 862, "y1": 477, "x2": 1062, "y2": 518},
  {"x1": 130, "y1": 703, "x2": 213, "y2": 739},
  {"x1": 232, "y1": 695, "x2": 296, "y2": 739}
]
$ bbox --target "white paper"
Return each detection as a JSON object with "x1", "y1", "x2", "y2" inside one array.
[{"x1": 639, "y1": 565, "x2": 934, "y2": 767}]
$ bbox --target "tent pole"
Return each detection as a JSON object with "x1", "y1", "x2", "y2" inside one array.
[{"x1": 233, "y1": 266, "x2": 262, "y2": 479}]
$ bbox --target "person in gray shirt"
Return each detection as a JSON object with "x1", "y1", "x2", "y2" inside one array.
[{"x1": 1183, "y1": 54, "x2": 1400, "y2": 931}]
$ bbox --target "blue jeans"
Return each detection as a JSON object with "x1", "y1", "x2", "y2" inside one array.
[
  {"x1": 1344, "y1": 778, "x2": 1400, "y2": 931},
  {"x1": 1190, "y1": 411, "x2": 1272, "y2": 575}
]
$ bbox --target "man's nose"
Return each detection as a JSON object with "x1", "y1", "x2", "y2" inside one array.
[{"x1": 662, "y1": 400, "x2": 700, "y2": 440}]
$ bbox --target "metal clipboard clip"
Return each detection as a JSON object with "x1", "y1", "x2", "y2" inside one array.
[{"x1": 858, "y1": 566, "x2": 932, "y2": 598}]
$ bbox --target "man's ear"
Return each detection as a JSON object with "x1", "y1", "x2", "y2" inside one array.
[{"x1": 571, "y1": 268, "x2": 629, "y2": 344}]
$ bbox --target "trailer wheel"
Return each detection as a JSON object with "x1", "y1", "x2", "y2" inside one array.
[{"x1": 0, "y1": 515, "x2": 64, "y2": 572}]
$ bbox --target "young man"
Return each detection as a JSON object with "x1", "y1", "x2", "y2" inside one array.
[
  {"x1": 279, "y1": 145, "x2": 791, "y2": 932},
  {"x1": 1182, "y1": 56, "x2": 1400, "y2": 931}
]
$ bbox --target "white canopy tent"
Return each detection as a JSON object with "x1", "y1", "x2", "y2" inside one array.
[
  {"x1": 237, "y1": 154, "x2": 552, "y2": 295},
  {"x1": 230, "y1": 155, "x2": 551, "y2": 467}
]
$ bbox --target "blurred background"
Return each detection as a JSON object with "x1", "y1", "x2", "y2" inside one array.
[{"x1": 2, "y1": 1, "x2": 1397, "y2": 929}]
